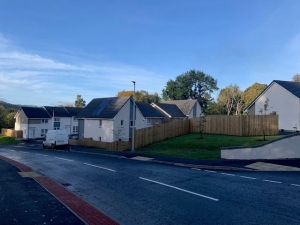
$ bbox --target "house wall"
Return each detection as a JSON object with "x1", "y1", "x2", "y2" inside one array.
[
  {"x1": 254, "y1": 83, "x2": 300, "y2": 131},
  {"x1": 113, "y1": 99, "x2": 131, "y2": 141},
  {"x1": 247, "y1": 104, "x2": 255, "y2": 115},
  {"x1": 187, "y1": 102, "x2": 202, "y2": 119},
  {"x1": 83, "y1": 119, "x2": 114, "y2": 142}
]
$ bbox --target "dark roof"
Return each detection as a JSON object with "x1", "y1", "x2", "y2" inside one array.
[
  {"x1": 135, "y1": 102, "x2": 164, "y2": 118},
  {"x1": 77, "y1": 97, "x2": 130, "y2": 119},
  {"x1": 274, "y1": 80, "x2": 300, "y2": 98},
  {"x1": 64, "y1": 107, "x2": 83, "y2": 117},
  {"x1": 153, "y1": 103, "x2": 186, "y2": 118},
  {"x1": 21, "y1": 106, "x2": 51, "y2": 118},
  {"x1": 160, "y1": 100, "x2": 198, "y2": 116},
  {"x1": 245, "y1": 80, "x2": 300, "y2": 110},
  {"x1": 44, "y1": 106, "x2": 70, "y2": 117}
]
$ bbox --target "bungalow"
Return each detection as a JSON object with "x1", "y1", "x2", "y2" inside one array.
[
  {"x1": 151, "y1": 99, "x2": 202, "y2": 123},
  {"x1": 245, "y1": 80, "x2": 300, "y2": 132},
  {"x1": 135, "y1": 102, "x2": 165, "y2": 128},
  {"x1": 14, "y1": 106, "x2": 82, "y2": 139}
]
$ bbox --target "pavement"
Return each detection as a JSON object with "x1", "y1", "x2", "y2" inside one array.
[
  {"x1": 0, "y1": 155, "x2": 119, "y2": 225},
  {"x1": 1, "y1": 141, "x2": 300, "y2": 225}
]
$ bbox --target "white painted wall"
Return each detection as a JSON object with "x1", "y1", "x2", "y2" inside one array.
[
  {"x1": 83, "y1": 119, "x2": 114, "y2": 142},
  {"x1": 112, "y1": 99, "x2": 131, "y2": 141},
  {"x1": 254, "y1": 83, "x2": 300, "y2": 131},
  {"x1": 221, "y1": 134, "x2": 300, "y2": 160}
]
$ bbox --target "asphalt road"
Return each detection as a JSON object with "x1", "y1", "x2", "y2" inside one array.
[{"x1": 1, "y1": 144, "x2": 300, "y2": 225}]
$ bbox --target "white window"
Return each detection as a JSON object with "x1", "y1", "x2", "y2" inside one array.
[
  {"x1": 54, "y1": 118, "x2": 60, "y2": 122},
  {"x1": 41, "y1": 119, "x2": 48, "y2": 124},
  {"x1": 147, "y1": 118, "x2": 151, "y2": 125},
  {"x1": 73, "y1": 126, "x2": 78, "y2": 133},
  {"x1": 54, "y1": 118, "x2": 60, "y2": 129},
  {"x1": 99, "y1": 120, "x2": 102, "y2": 127},
  {"x1": 121, "y1": 120, "x2": 124, "y2": 126},
  {"x1": 41, "y1": 129, "x2": 48, "y2": 136},
  {"x1": 156, "y1": 119, "x2": 159, "y2": 124},
  {"x1": 130, "y1": 120, "x2": 135, "y2": 127},
  {"x1": 73, "y1": 117, "x2": 78, "y2": 121}
]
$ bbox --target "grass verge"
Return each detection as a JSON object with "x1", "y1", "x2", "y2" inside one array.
[
  {"x1": 0, "y1": 134, "x2": 20, "y2": 145},
  {"x1": 135, "y1": 133, "x2": 281, "y2": 159}
]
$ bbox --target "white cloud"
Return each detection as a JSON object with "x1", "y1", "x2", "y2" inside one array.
[{"x1": 0, "y1": 34, "x2": 165, "y2": 106}]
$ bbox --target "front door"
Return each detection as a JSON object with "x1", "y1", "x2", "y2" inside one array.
[{"x1": 28, "y1": 128, "x2": 35, "y2": 139}]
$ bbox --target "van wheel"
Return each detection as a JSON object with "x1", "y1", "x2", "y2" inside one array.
[{"x1": 51, "y1": 143, "x2": 55, "y2": 149}]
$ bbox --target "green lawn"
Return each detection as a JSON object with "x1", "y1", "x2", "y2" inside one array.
[
  {"x1": 135, "y1": 133, "x2": 281, "y2": 159},
  {"x1": 0, "y1": 134, "x2": 20, "y2": 145}
]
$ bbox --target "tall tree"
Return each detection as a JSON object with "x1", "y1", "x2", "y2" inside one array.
[
  {"x1": 162, "y1": 69, "x2": 218, "y2": 109},
  {"x1": 116, "y1": 90, "x2": 160, "y2": 103},
  {"x1": 244, "y1": 82, "x2": 267, "y2": 107},
  {"x1": 74, "y1": 95, "x2": 86, "y2": 108},
  {"x1": 292, "y1": 74, "x2": 300, "y2": 82},
  {"x1": 217, "y1": 84, "x2": 244, "y2": 115}
]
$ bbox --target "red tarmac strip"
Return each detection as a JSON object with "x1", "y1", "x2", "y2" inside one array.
[{"x1": 0, "y1": 155, "x2": 119, "y2": 225}]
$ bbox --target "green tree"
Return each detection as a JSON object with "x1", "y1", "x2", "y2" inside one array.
[
  {"x1": 205, "y1": 101, "x2": 224, "y2": 115},
  {"x1": 75, "y1": 95, "x2": 86, "y2": 108},
  {"x1": 244, "y1": 82, "x2": 267, "y2": 108},
  {"x1": 258, "y1": 98, "x2": 270, "y2": 141},
  {"x1": 117, "y1": 90, "x2": 160, "y2": 103},
  {"x1": 217, "y1": 84, "x2": 244, "y2": 115},
  {"x1": 4, "y1": 112, "x2": 15, "y2": 128},
  {"x1": 162, "y1": 69, "x2": 218, "y2": 109},
  {"x1": 292, "y1": 74, "x2": 300, "y2": 82}
]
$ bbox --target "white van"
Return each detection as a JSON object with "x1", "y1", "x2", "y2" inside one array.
[{"x1": 43, "y1": 130, "x2": 69, "y2": 149}]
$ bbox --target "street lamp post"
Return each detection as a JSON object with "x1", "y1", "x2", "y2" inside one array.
[{"x1": 131, "y1": 81, "x2": 136, "y2": 152}]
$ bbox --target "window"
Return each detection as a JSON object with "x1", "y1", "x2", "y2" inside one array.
[
  {"x1": 99, "y1": 137, "x2": 101, "y2": 141},
  {"x1": 156, "y1": 119, "x2": 159, "y2": 124},
  {"x1": 41, "y1": 129, "x2": 48, "y2": 136},
  {"x1": 99, "y1": 120, "x2": 102, "y2": 127},
  {"x1": 147, "y1": 118, "x2": 151, "y2": 125},
  {"x1": 54, "y1": 118, "x2": 60, "y2": 129},
  {"x1": 73, "y1": 126, "x2": 78, "y2": 133},
  {"x1": 41, "y1": 119, "x2": 48, "y2": 123},
  {"x1": 121, "y1": 120, "x2": 124, "y2": 126},
  {"x1": 73, "y1": 117, "x2": 78, "y2": 122},
  {"x1": 130, "y1": 120, "x2": 135, "y2": 127}
]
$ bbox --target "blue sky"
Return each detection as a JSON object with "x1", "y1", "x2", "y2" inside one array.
[{"x1": 0, "y1": 0, "x2": 300, "y2": 106}]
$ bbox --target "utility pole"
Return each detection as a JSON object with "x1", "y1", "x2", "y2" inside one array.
[{"x1": 131, "y1": 81, "x2": 136, "y2": 152}]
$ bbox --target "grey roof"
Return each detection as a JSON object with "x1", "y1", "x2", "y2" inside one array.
[
  {"x1": 135, "y1": 102, "x2": 164, "y2": 118},
  {"x1": 64, "y1": 107, "x2": 83, "y2": 117},
  {"x1": 245, "y1": 80, "x2": 300, "y2": 109},
  {"x1": 44, "y1": 106, "x2": 70, "y2": 117},
  {"x1": 77, "y1": 97, "x2": 130, "y2": 119},
  {"x1": 153, "y1": 103, "x2": 186, "y2": 118},
  {"x1": 160, "y1": 100, "x2": 198, "y2": 116},
  {"x1": 274, "y1": 80, "x2": 300, "y2": 98},
  {"x1": 20, "y1": 106, "x2": 51, "y2": 118}
]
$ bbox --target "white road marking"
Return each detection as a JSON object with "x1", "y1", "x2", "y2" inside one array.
[
  {"x1": 221, "y1": 173, "x2": 235, "y2": 176},
  {"x1": 54, "y1": 157, "x2": 74, "y2": 162},
  {"x1": 19, "y1": 151, "x2": 29, "y2": 153},
  {"x1": 139, "y1": 177, "x2": 219, "y2": 201},
  {"x1": 84, "y1": 163, "x2": 116, "y2": 172},
  {"x1": 291, "y1": 184, "x2": 300, "y2": 187},
  {"x1": 263, "y1": 179, "x2": 282, "y2": 184},
  {"x1": 204, "y1": 170, "x2": 217, "y2": 173},
  {"x1": 240, "y1": 176, "x2": 256, "y2": 180},
  {"x1": 10, "y1": 150, "x2": 15, "y2": 151},
  {"x1": 191, "y1": 168, "x2": 201, "y2": 171},
  {"x1": 36, "y1": 154, "x2": 48, "y2": 157}
]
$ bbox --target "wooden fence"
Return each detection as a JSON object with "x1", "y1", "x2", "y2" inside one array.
[
  {"x1": 189, "y1": 115, "x2": 278, "y2": 136},
  {"x1": 70, "y1": 115, "x2": 278, "y2": 151},
  {"x1": 1, "y1": 128, "x2": 23, "y2": 138},
  {"x1": 69, "y1": 138, "x2": 131, "y2": 151}
]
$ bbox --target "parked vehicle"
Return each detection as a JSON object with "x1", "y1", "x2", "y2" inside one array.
[{"x1": 43, "y1": 130, "x2": 69, "y2": 149}]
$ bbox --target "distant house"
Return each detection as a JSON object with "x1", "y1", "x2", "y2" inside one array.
[
  {"x1": 245, "y1": 80, "x2": 300, "y2": 132},
  {"x1": 77, "y1": 97, "x2": 133, "y2": 142},
  {"x1": 135, "y1": 102, "x2": 165, "y2": 128},
  {"x1": 14, "y1": 106, "x2": 82, "y2": 139},
  {"x1": 151, "y1": 99, "x2": 202, "y2": 123}
]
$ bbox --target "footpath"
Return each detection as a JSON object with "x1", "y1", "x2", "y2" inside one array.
[{"x1": 0, "y1": 155, "x2": 119, "y2": 225}]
